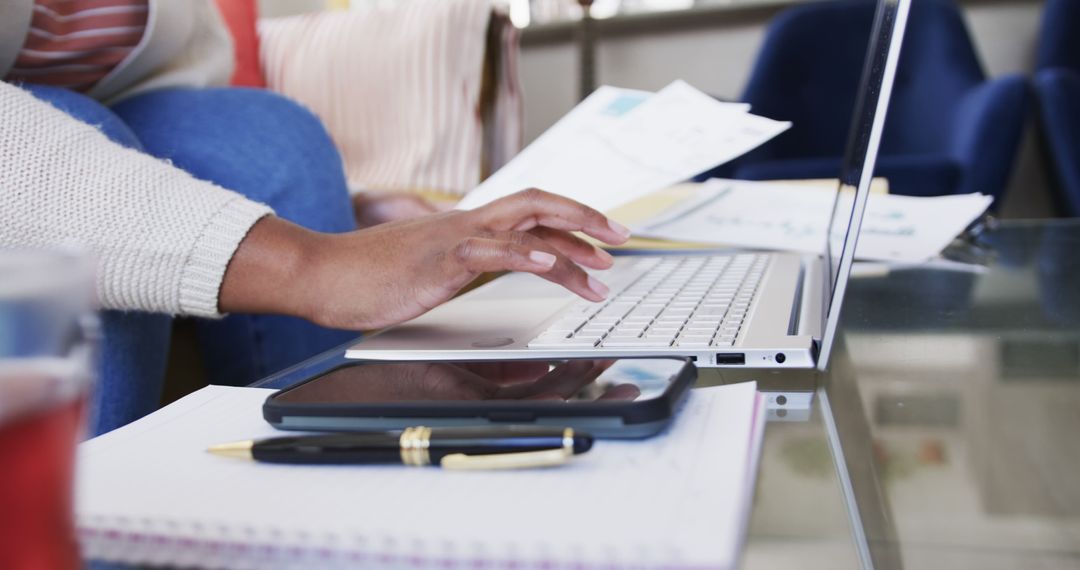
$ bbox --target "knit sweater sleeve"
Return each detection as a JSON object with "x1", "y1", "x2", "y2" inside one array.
[{"x1": 0, "y1": 82, "x2": 274, "y2": 317}]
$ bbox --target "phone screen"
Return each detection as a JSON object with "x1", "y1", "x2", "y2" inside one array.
[{"x1": 272, "y1": 359, "x2": 687, "y2": 405}]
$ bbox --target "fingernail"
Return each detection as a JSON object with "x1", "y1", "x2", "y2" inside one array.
[
  {"x1": 587, "y1": 275, "x2": 610, "y2": 298},
  {"x1": 529, "y1": 250, "x2": 557, "y2": 268},
  {"x1": 608, "y1": 219, "x2": 631, "y2": 239},
  {"x1": 596, "y1": 247, "x2": 614, "y2": 264}
]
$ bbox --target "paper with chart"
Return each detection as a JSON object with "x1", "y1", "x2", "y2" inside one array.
[
  {"x1": 456, "y1": 80, "x2": 790, "y2": 213},
  {"x1": 632, "y1": 179, "x2": 993, "y2": 262},
  {"x1": 76, "y1": 382, "x2": 765, "y2": 569}
]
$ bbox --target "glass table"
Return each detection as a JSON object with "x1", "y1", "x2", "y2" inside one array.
[{"x1": 255, "y1": 219, "x2": 1080, "y2": 569}]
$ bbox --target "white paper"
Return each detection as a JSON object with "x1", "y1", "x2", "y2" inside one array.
[
  {"x1": 458, "y1": 85, "x2": 652, "y2": 211},
  {"x1": 633, "y1": 179, "x2": 993, "y2": 262},
  {"x1": 456, "y1": 80, "x2": 789, "y2": 213},
  {"x1": 77, "y1": 383, "x2": 765, "y2": 570}
]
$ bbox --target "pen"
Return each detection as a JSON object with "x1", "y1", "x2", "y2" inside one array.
[{"x1": 208, "y1": 426, "x2": 593, "y2": 470}]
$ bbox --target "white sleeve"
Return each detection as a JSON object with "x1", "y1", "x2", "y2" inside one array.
[{"x1": 0, "y1": 82, "x2": 273, "y2": 317}]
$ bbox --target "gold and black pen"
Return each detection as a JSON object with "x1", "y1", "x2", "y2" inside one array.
[{"x1": 208, "y1": 426, "x2": 593, "y2": 470}]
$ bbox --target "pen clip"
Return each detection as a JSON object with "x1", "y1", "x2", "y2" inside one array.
[
  {"x1": 439, "y1": 427, "x2": 577, "y2": 470},
  {"x1": 439, "y1": 447, "x2": 573, "y2": 470}
]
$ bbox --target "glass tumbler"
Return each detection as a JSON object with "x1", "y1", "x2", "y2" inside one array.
[{"x1": 0, "y1": 250, "x2": 96, "y2": 570}]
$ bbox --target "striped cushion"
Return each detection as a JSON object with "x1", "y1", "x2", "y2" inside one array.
[{"x1": 258, "y1": 0, "x2": 523, "y2": 196}]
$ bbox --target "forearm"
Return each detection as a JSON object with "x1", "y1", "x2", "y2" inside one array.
[
  {"x1": 0, "y1": 82, "x2": 271, "y2": 317},
  {"x1": 218, "y1": 216, "x2": 320, "y2": 318}
]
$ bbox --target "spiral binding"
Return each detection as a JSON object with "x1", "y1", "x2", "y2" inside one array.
[{"x1": 77, "y1": 513, "x2": 686, "y2": 569}]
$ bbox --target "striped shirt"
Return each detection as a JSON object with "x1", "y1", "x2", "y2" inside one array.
[{"x1": 4, "y1": 0, "x2": 149, "y2": 92}]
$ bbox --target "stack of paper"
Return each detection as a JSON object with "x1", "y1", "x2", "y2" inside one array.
[
  {"x1": 77, "y1": 383, "x2": 766, "y2": 569},
  {"x1": 457, "y1": 81, "x2": 790, "y2": 213},
  {"x1": 632, "y1": 179, "x2": 993, "y2": 263}
]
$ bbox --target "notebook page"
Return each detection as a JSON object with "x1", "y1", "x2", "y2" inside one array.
[{"x1": 77, "y1": 382, "x2": 763, "y2": 569}]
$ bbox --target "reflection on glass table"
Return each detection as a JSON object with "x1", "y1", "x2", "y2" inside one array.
[{"x1": 726, "y1": 220, "x2": 1080, "y2": 569}]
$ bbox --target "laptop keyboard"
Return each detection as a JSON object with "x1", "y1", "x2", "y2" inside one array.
[{"x1": 527, "y1": 254, "x2": 768, "y2": 350}]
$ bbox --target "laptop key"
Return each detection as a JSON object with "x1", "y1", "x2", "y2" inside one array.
[
  {"x1": 545, "y1": 321, "x2": 587, "y2": 334},
  {"x1": 602, "y1": 337, "x2": 668, "y2": 348}
]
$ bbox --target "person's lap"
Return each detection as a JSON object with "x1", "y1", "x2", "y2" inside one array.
[
  {"x1": 21, "y1": 84, "x2": 359, "y2": 435},
  {"x1": 111, "y1": 88, "x2": 359, "y2": 388}
]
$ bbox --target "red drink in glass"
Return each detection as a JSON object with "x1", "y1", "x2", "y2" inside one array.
[{"x1": 0, "y1": 251, "x2": 95, "y2": 570}]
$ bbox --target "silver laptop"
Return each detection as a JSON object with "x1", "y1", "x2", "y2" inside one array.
[{"x1": 347, "y1": 0, "x2": 911, "y2": 370}]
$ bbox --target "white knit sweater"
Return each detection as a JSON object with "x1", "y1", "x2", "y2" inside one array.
[{"x1": 0, "y1": 82, "x2": 273, "y2": 317}]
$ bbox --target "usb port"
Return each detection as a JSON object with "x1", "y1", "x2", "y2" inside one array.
[{"x1": 715, "y1": 353, "x2": 745, "y2": 365}]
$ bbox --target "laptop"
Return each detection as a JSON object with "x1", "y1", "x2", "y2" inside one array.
[{"x1": 346, "y1": 0, "x2": 911, "y2": 370}]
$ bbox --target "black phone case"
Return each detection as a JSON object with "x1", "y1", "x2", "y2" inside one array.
[{"x1": 262, "y1": 357, "x2": 696, "y2": 429}]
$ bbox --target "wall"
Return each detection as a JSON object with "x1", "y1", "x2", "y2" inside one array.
[
  {"x1": 519, "y1": 0, "x2": 1054, "y2": 218},
  {"x1": 259, "y1": 0, "x2": 326, "y2": 17}
]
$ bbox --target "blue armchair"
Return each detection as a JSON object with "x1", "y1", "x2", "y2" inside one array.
[
  {"x1": 1033, "y1": 0, "x2": 1080, "y2": 217},
  {"x1": 1035, "y1": 0, "x2": 1080, "y2": 73},
  {"x1": 715, "y1": 0, "x2": 1028, "y2": 208}
]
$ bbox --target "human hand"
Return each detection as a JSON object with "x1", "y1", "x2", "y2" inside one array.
[
  {"x1": 220, "y1": 189, "x2": 630, "y2": 330},
  {"x1": 351, "y1": 191, "x2": 446, "y2": 228}
]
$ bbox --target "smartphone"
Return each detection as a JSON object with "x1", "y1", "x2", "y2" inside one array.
[{"x1": 263, "y1": 358, "x2": 695, "y2": 438}]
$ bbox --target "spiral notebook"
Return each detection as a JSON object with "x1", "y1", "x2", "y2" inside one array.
[{"x1": 76, "y1": 382, "x2": 765, "y2": 569}]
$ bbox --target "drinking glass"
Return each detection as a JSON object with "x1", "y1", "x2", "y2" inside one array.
[{"x1": 0, "y1": 250, "x2": 96, "y2": 570}]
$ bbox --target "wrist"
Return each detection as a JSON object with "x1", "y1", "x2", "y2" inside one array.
[{"x1": 218, "y1": 216, "x2": 323, "y2": 319}]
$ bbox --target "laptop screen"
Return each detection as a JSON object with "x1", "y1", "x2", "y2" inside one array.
[{"x1": 817, "y1": 0, "x2": 911, "y2": 369}]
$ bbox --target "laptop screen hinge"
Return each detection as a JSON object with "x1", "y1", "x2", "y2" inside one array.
[{"x1": 787, "y1": 263, "x2": 806, "y2": 336}]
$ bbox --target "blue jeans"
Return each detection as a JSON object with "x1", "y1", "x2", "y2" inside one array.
[{"x1": 22, "y1": 85, "x2": 360, "y2": 435}]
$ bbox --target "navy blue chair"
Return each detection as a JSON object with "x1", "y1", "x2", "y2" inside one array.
[
  {"x1": 1034, "y1": 70, "x2": 1080, "y2": 218},
  {"x1": 1035, "y1": 0, "x2": 1080, "y2": 74},
  {"x1": 1033, "y1": 0, "x2": 1080, "y2": 217},
  {"x1": 715, "y1": 0, "x2": 1028, "y2": 208}
]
